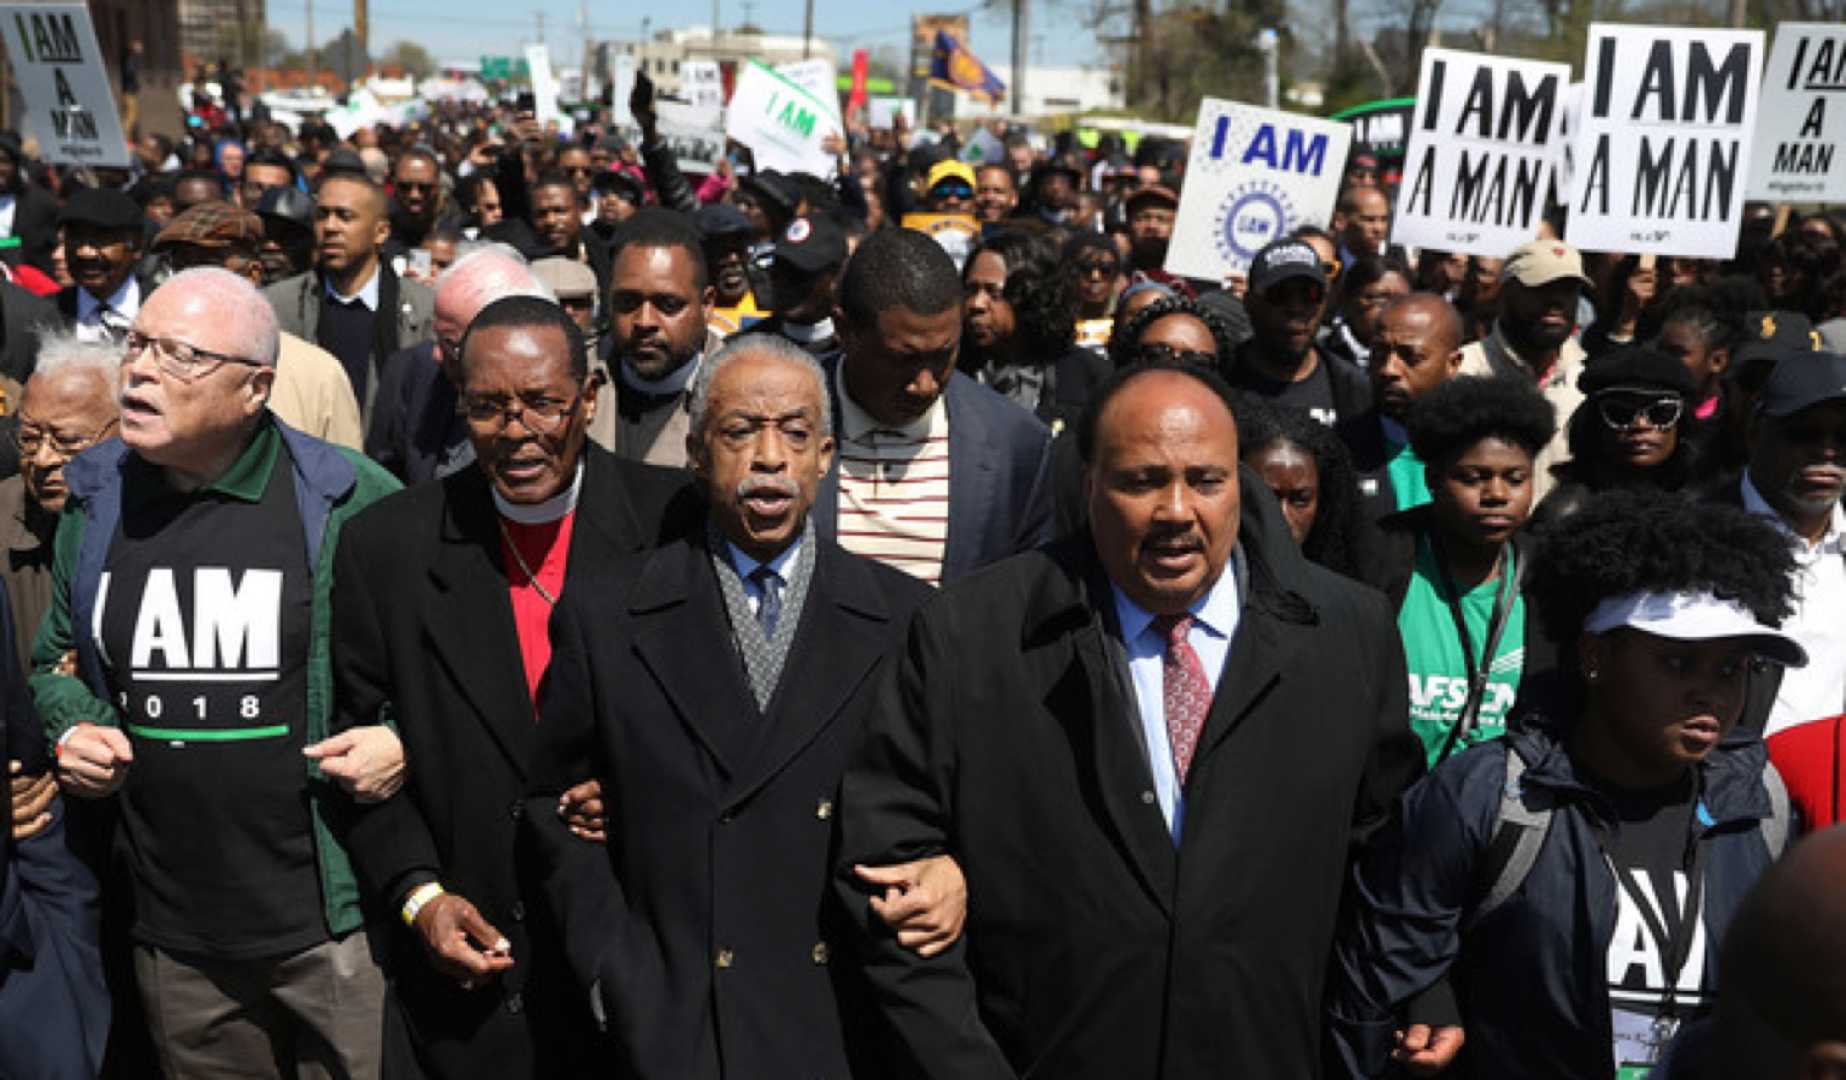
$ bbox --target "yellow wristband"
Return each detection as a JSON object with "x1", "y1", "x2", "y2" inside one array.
[{"x1": 401, "y1": 882, "x2": 445, "y2": 927}]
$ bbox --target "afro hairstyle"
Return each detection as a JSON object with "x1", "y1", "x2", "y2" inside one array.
[
  {"x1": 1407, "y1": 374, "x2": 1557, "y2": 469},
  {"x1": 1527, "y1": 488, "x2": 1798, "y2": 646}
]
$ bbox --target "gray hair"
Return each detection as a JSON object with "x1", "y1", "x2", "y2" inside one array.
[
  {"x1": 32, "y1": 328, "x2": 124, "y2": 382},
  {"x1": 152, "y1": 267, "x2": 281, "y2": 366},
  {"x1": 688, "y1": 333, "x2": 834, "y2": 438}
]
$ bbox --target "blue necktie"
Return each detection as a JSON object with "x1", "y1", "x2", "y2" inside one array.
[{"x1": 750, "y1": 566, "x2": 784, "y2": 639}]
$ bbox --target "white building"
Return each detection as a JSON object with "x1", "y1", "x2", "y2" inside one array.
[
  {"x1": 615, "y1": 25, "x2": 838, "y2": 97},
  {"x1": 955, "y1": 64, "x2": 1125, "y2": 119}
]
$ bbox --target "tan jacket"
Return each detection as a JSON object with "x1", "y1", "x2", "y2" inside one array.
[
  {"x1": 270, "y1": 332, "x2": 364, "y2": 450},
  {"x1": 1457, "y1": 324, "x2": 1586, "y2": 502}
]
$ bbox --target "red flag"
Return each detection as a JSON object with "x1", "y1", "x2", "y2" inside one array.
[{"x1": 849, "y1": 49, "x2": 869, "y2": 118}]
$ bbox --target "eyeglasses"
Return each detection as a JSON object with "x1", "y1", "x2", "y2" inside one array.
[
  {"x1": 931, "y1": 182, "x2": 974, "y2": 200},
  {"x1": 458, "y1": 384, "x2": 590, "y2": 433},
  {"x1": 395, "y1": 180, "x2": 435, "y2": 193},
  {"x1": 1597, "y1": 394, "x2": 1683, "y2": 431},
  {"x1": 1135, "y1": 342, "x2": 1218, "y2": 370},
  {"x1": 124, "y1": 330, "x2": 263, "y2": 382},
  {"x1": 1077, "y1": 260, "x2": 1119, "y2": 278},
  {"x1": 15, "y1": 416, "x2": 118, "y2": 457}
]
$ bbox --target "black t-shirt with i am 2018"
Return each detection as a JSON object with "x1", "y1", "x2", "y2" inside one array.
[{"x1": 97, "y1": 430, "x2": 325, "y2": 959}]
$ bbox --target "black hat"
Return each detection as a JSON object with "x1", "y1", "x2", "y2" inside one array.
[
  {"x1": 1758, "y1": 350, "x2": 1846, "y2": 419},
  {"x1": 320, "y1": 148, "x2": 368, "y2": 179},
  {"x1": 740, "y1": 170, "x2": 799, "y2": 218},
  {"x1": 58, "y1": 187, "x2": 144, "y2": 230},
  {"x1": 1578, "y1": 345, "x2": 1697, "y2": 399},
  {"x1": 591, "y1": 169, "x2": 645, "y2": 202},
  {"x1": 772, "y1": 214, "x2": 846, "y2": 274},
  {"x1": 256, "y1": 185, "x2": 316, "y2": 234},
  {"x1": 695, "y1": 203, "x2": 751, "y2": 240},
  {"x1": 1248, "y1": 239, "x2": 1326, "y2": 296}
]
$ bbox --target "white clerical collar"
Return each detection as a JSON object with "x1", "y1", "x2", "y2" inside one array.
[
  {"x1": 621, "y1": 352, "x2": 702, "y2": 396},
  {"x1": 491, "y1": 459, "x2": 585, "y2": 524},
  {"x1": 780, "y1": 316, "x2": 835, "y2": 344},
  {"x1": 326, "y1": 264, "x2": 380, "y2": 310}
]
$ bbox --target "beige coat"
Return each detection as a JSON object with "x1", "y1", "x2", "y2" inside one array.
[{"x1": 270, "y1": 332, "x2": 364, "y2": 450}]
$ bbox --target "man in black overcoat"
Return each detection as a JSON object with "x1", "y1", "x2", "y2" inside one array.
[
  {"x1": 329, "y1": 296, "x2": 697, "y2": 1077},
  {"x1": 522, "y1": 332, "x2": 955, "y2": 1078},
  {"x1": 835, "y1": 359, "x2": 1424, "y2": 1078}
]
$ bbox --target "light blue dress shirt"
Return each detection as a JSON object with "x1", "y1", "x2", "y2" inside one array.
[
  {"x1": 1111, "y1": 563, "x2": 1241, "y2": 844},
  {"x1": 727, "y1": 536, "x2": 803, "y2": 619}
]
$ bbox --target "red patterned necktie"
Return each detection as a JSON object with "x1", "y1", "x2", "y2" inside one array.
[{"x1": 1154, "y1": 613, "x2": 1211, "y2": 783}]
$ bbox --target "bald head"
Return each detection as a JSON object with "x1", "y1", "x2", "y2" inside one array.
[
  {"x1": 435, "y1": 249, "x2": 548, "y2": 325},
  {"x1": 147, "y1": 266, "x2": 281, "y2": 367},
  {"x1": 1382, "y1": 292, "x2": 1463, "y2": 356}
]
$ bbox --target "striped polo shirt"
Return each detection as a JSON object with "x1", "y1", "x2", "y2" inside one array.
[{"x1": 835, "y1": 386, "x2": 951, "y2": 586}]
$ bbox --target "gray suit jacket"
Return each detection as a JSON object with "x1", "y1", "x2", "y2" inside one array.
[
  {"x1": 263, "y1": 267, "x2": 435, "y2": 346},
  {"x1": 263, "y1": 267, "x2": 435, "y2": 429}
]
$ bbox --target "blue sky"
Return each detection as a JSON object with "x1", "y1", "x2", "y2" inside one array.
[{"x1": 266, "y1": 0, "x2": 1109, "y2": 72}]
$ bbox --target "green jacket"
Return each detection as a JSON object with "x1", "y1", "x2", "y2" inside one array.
[{"x1": 28, "y1": 414, "x2": 402, "y2": 938}]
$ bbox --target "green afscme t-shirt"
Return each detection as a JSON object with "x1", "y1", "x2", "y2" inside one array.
[
  {"x1": 1387, "y1": 438, "x2": 1432, "y2": 511},
  {"x1": 1397, "y1": 537, "x2": 1525, "y2": 767}
]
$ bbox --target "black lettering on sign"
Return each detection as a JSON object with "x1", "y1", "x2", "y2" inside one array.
[
  {"x1": 1632, "y1": 136, "x2": 1737, "y2": 221},
  {"x1": 1403, "y1": 145, "x2": 1436, "y2": 216},
  {"x1": 1773, "y1": 142, "x2": 1834, "y2": 176},
  {"x1": 1800, "y1": 98, "x2": 1826, "y2": 139},
  {"x1": 1580, "y1": 133, "x2": 1611, "y2": 215},
  {"x1": 52, "y1": 66, "x2": 75, "y2": 108},
  {"x1": 25, "y1": 11, "x2": 82, "y2": 64},
  {"x1": 1449, "y1": 151, "x2": 1545, "y2": 226},
  {"x1": 1421, "y1": 58, "x2": 1446, "y2": 132}
]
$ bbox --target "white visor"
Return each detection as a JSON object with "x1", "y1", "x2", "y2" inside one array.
[{"x1": 1583, "y1": 591, "x2": 1808, "y2": 668}]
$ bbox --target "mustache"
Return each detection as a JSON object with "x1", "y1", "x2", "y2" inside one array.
[{"x1": 736, "y1": 474, "x2": 800, "y2": 500}]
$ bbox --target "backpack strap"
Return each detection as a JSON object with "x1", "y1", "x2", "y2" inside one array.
[
  {"x1": 1466, "y1": 747, "x2": 1552, "y2": 931},
  {"x1": 1761, "y1": 760, "x2": 1792, "y2": 859}
]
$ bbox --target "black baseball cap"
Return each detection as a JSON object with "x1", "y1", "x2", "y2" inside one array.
[
  {"x1": 1248, "y1": 239, "x2": 1326, "y2": 295},
  {"x1": 58, "y1": 187, "x2": 144, "y2": 230},
  {"x1": 592, "y1": 169, "x2": 645, "y2": 202},
  {"x1": 740, "y1": 170, "x2": 799, "y2": 218},
  {"x1": 1758, "y1": 350, "x2": 1846, "y2": 419},
  {"x1": 695, "y1": 203, "x2": 752, "y2": 240},
  {"x1": 773, "y1": 214, "x2": 846, "y2": 274}
]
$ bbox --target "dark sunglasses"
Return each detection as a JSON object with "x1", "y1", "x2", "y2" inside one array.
[
  {"x1": 931, "y1": 181, "x2": 975, "y2": 200},
  {"x1": 1077, "y1": 259, "x2": 1119, "y2": 277},
  {"x1": 1597, "y1": 394, "x2": 1683, "y2": 431},
  {"x1": 1135, "y1": 342, "x2": 1218, "y2": 370}
]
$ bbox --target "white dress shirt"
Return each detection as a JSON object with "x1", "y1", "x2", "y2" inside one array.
[
  {"x1": 1742, "y1": 473, "x2": 1846, "y2": 735},
  {"x1": 325, "y1": 264, "x2": 381, "y2": 310},
  {"x1": 74, "y1": 276, "x2": 141, "y2": 343},
  {"x1": 1111, "y1": 561, "x2": 1242, "y2": 843}
]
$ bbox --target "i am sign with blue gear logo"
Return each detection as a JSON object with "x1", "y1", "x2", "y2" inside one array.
[{"x1": 1214, "y1": 179, "x2": 1297, "y2": 266}]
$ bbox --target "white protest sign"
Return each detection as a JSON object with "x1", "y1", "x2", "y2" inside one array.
[
  {"x1": 775, "y1": 58, "x2": 838, "y2": 103},
  {"x1": 1394, "y1": 49, "x2": 1570, "y2": 257},
  {"x1": 1747, "y1": 23, "x2": 1846, "y2": 203},
  {"x1": 0, "y1": 4, "x2": 127, "y2": 166},
  {"x1": 653, "y1": 99, "x2": 726, "y2": 172},
  {"x1": 869, "y1": 97, "x2": 915, "y2": 129},
  {"x1": 1165, "y1": 98, "x2": 1351, "y2": 280},
  {"x1": 1567, "y1": 24, "x2": 1765, "y2": 259},
  {"x1": 961, "y1": 127, "x2": 1004, "y2": 164},
  {"x1": 1547, "y1": 82, "x2": 1584, "y2": 209},
  {"x1": 610, "y1": 54, "x2": 636, "y2": 126},
  {"x1": 525, "y1": 44, "x2": 560, "y2": 125},
  {"x1": 725, "y1": 60, "x2": 842, "y2": 179},
  {"x1": 681, "y1": 60, "x2": 724, "y2": 110}
]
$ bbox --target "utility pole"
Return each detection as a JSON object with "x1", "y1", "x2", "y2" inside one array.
[
  {"x1": 803, "y1": 0, "x2": 814, "y2": 58},
  {"x1": 306, "y1": 0, "x2": 317, "y2": 86},
  {"x1": 354, "y1": 0, "x2": 368, "y2": 69},
  {"x1": 1726, "y1": 0, "x2": 1746, "y2": 25},
  {"x1": 1256, "y1": 28, "x2": 1278, "y2": 109},
  {"x1": 1011, "y1": 0, "x2": 1028, "y2": 116}
]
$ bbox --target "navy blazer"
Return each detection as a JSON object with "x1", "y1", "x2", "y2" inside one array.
[{"x1": 815, "y1": 367, "x2": 1054, "y2": 586}]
